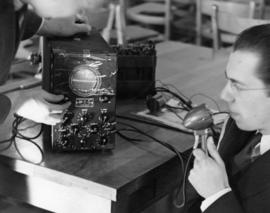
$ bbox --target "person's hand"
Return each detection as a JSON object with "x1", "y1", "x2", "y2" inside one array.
[
  {"x1": 38, "y1": 13, "x2": 92, "y2": 37},
  {"x1": 188, "y1": 137, "x2": 230, "y2": 198},
  {"x1": 15, "y1": 88, "x2": 71, "y2": 125}
]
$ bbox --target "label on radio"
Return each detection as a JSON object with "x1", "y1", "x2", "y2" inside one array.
[{"x1": 75, "y1": 98, "x2": 94, "y2": 108}]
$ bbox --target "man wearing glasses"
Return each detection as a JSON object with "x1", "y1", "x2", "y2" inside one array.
[{"x1": 187, "y1": 24, "x2": 270, "y2": 213}]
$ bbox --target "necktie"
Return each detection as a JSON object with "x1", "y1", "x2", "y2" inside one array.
[{"x1": 231, "y1": 133, "x2": 262, "y2": 175}]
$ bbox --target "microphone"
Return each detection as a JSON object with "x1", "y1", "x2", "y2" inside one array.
[{"x1": 183, "y1": 104, "x2": 213, "y2": 153}]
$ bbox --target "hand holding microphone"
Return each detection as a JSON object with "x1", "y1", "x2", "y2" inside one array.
[
  {"x1": 183, "y1": 104, "x2": 230, "y2": 198},
  {"x1": 183, "y1": 104, "x2": 213, "y2": 153},
  {"x1": 188, "y1": 137, "x2": 229, "y2": 198}
]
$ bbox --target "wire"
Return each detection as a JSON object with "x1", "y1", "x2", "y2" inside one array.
[
  {"x1": 155, "y1": 87, "x2": 193, "y2": 111},
  {"x1": 173, "y1": 150, "x2": 193, "y2": 208},
  {"x1": 156, "y1": 80, "x2": 190, "y2": 101},
  {"x1": 116, "y1": 114, "x2": 193, "y2": 135},
  {"x1": 189, "y1": 93, "x2": 221, "y2": 111},
  {"x1": 0, "y1": 114, "x2": 44, "y2": 164},
  {"x1": 117, "y1": 121, "x2": 191, "y2": 208},
  {"x1": 116, "y1": 129, "x2": 143, "y2": 142},
  {"x1": 13, "y1": 114, "x2": 44, "y2": 164},
  {"x1": 1, "y1": 81, "x2": 41, "y2": 95},
  {"x1": 166, "y1": 107, "x2": 184, "y2": 121},
  {"x1": 165, "y1": 104, "x2": 186, "y2": 110},
  {"x1": 117, "y1": 121, "x2": 184, "y2": 171},
  {"x1": 212, "y1": 111, "x2": 230, "y2": 116}
]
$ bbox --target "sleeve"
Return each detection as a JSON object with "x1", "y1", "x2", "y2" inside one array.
[
  {"x1": 204, "y1": 191, "x2": 244, "y2": 213},
  {"x1": 21, "y1": 10, "x2": 43, "y2": 40},
  {"x1": 201, "y1": 187, "x2": 231, "y2": 212}
]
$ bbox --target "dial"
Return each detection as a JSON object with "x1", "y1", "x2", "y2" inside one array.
[{"x1": 69, "y1": 64, "x2": 101, "y2": 97}]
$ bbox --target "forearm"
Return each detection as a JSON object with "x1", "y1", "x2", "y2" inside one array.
[{"x1": 21, "y1": 10, "x2": 43, "y2": 40}]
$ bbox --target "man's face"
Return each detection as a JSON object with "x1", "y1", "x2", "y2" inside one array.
[
  {"x1": 220, "y1": 50, "x2": 270, "y2": 134},
  {"x1": 26, "y1": 0, "x2": 87, "y2": 18}
]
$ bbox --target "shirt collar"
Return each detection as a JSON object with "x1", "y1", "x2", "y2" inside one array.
[{"x1": 260, "y1": 135, "x2": 270, "y2": 155}]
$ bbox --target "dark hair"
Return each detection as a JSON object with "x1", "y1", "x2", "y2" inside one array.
[{"x1": 233, "y1": 24, "x2": 270, "y2": 90}]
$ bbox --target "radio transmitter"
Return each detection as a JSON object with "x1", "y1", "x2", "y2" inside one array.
[{"x1": 42, "y1": 32, "x2": 117, "y2": 151}]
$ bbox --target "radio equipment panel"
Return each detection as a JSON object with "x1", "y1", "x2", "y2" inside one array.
[{"x1": 42, "y1": 32, "x2": 117, "y2": 151}]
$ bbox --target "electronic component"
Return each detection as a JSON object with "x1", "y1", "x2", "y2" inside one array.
[
  {"x1": 146, "y1": 93, "x2": 166, "y2": 115},
  {"x1": 112, "y1": 42, "x2": 156, "y2": 98},
  {"x1": 42, "y1": 32, "x2": 117, "y2": 151}
]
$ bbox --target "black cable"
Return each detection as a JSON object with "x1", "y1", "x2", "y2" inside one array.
[
  {"x1": 0, "y1": 114, "x2": 44, "y2": 164},
  {"x1": 117, "y1": 121, "x2": 190, "y2": 208},
  {"x1": 13, "y1": 114, "x2": 44, "y2": 164},
  {"x1": 116, "y1": 129, "x2": 143, "y2": 142},
  {"x1": 117, "y1": 121, "x2": 184, "y2": 172},
  {"x1": 156, "y1": 80, "x2": 190, "y2": 102},
  {"x1": 173, "y1": 151, "x2": 193, "y2": 208},
  {"x1": 165, "y1": 107, "x2": 184, "y2": 121},
  {"x1": 1, "y1": 81, "x2": 41, "y2": 95},
  {"x1": 190, "y1": 93, "x2": 221, "y2": 112},
  {"x1": 212, "y1": 111, "x2": 230, "y2": 116},
  {"x1": 165, "y1": 104, "x2": 186, "y2": 110},
  {"x1": 155, "y1": 87, "x2": 193, "y2": 111},
  {"x1": 116, "y1": 114, "x2": 193, "y2": 135}
]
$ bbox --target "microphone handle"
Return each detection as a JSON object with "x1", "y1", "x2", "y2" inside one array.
[{"x1": 193, "y1": 129, "x2": 209, "y2": 155}]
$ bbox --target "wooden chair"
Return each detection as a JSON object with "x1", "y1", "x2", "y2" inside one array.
[
  {"x1": 196, "y1": 0, "x2": 258, "y2": 46},
  {"x1": 211, "y1": 4, "x2": 270, "y2": 52},
  {"x1": 97, "y1": 1, "x2": 162, "y2": 45},
  {"x1": 126, "y1": 0, "x2": 194, "y2": 40},
  {"x1": 235, "y1": 0, "x2": 266, "y2": 18}
]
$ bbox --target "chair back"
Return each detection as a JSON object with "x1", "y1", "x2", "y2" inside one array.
[
  {"x1": 126, "y1": 0, "x2": 194, "y2": 40},
  {"x1": 211, "y1": 5, "x2": 270, "y2": 52},
  {"x1": 126, "y1": 0, "x2": 171, "y2": 40},
  {"x1": 196, "y1": 0, "x2": 256, "y2": 45},
  {"x1": 85, "y1": 7, "x2": 111, "y2": 31},
  {"x1": 236, "y1": 0, "x2": 265, "y2": 18}
]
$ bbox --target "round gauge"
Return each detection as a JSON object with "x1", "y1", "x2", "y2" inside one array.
[{"x1": 69, "y1": 64, "x2": 101, "y2": 97}]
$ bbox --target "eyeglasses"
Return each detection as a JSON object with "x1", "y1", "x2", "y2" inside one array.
[{"x1": 227, "y1": 80, "x2": 270, "y2": 94}]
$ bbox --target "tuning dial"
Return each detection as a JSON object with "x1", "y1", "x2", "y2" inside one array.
[
  {"x1": 90, "y1": 124, "x2": 99, "y2": 134},
  {"x1": 71, "y1": 124, "x2": 80, "y2": 135},
  {"x1": 63, "y1": 111, "x2": 74, "y2": 125},
  {"x1": 100, "y1": 135, "x2": 108, "y2": 146},
  {"x1": 58, "y1": 128, "x2": 70, "y2": 137},
  {"x1": 99, "y1": 112, "x2": 109, "y2": 123},
  {"x1": 99, "y1": 95, "x2": 111, "y2": 103},
  {"x1": 80, "y1": 139, "x2": 86, "y2": 146},
  {"x1": 59, "y1": 137, "x2": 69, "y2": 147},
  {"x1": 79, "y1": 112, "x2": 94, "y2": 124},
  {"x1": 78, "y1": 126, "x2": 91, "y2": 137}
]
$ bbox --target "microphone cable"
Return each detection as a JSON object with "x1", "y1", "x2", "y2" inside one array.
[
  {"x1": 0, "y1": 114, "x2": 44, "y2": 164},
  {"x1": 117, "y1": 121, "x2": 193, "y2": 208}
]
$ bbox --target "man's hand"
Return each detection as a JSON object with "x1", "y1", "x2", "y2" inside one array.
[
  {"x1": 38, "y1": 13, "x2": 92, "y2": 37},
  {"x1": 188, "y1": 137, "x2": 230, "y2": 198},
  {"x1": 15, "y1": 88, "x2": 71, "y2": 125}
]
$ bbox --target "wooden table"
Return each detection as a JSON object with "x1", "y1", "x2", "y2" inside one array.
[{"x1": 0, "y1": 41, "x2": 229, "y2": 213}]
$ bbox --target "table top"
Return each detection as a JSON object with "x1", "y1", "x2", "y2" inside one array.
[{"x1": 0, "y1": 41, "x2": 229, "y2": 205}]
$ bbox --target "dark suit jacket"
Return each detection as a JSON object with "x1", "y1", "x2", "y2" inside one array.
[
  {"x1": 0, "y1": 1, "x2": 42, "y2": 84},
  {"x1": 186, "y1": 118, "x2": 270, "y2": 213}
]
